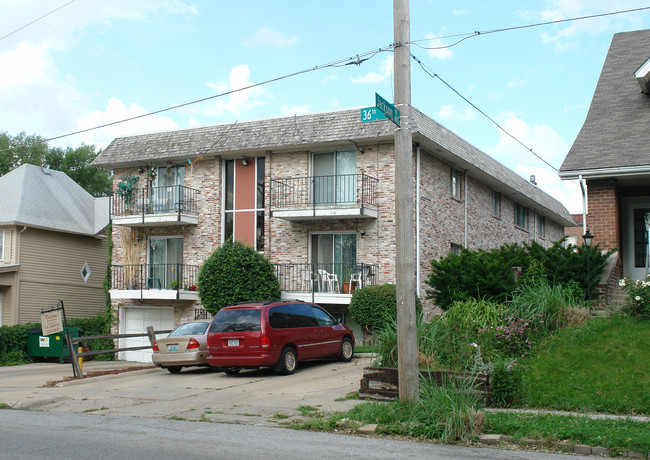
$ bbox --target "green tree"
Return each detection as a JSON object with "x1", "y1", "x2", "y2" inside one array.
[
  {"x1": 0, "y1": 131, "x2": 111, "y2": 196},
  {"x1": 197, "y1": 240, "x2": 281, "y2": 314}
]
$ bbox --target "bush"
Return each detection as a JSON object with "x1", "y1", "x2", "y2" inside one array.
[
  {"x1": 621, "y1": 276, "x2": 650, "y2": 320},
  {"x1": 197, "y1": 240, "x2": 281, "y2": 314},
  {"x1": 426, "y1": 240, "x2": 612, "y2": 310},
  {"x1": 348, "y1": 284, "x2": 422, "y2": 334},
  {"x1": 489, "y1": 360, "x2": 522, "y2": 407}
]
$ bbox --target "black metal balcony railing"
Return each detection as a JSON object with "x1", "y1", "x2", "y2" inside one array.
[
  {"x1": 272, "y1": 263, "x2": 377, "y2": 294},
  {"x1": 110, "y1": 264, "x2": 199, "y2": 292},
  {"x1": 111, "y1": 185, "x2": 200, "y2": 218},
  {"x1": 270, "y1": 174, "x2": 378, "y2": 210}
]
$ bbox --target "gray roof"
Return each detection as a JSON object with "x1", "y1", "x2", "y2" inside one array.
[
  {"x1": 0, "y1": 164, "x2": 109, "y2": 236},
  {"x1": 560, "y1": 29, "x2": 650, "y2": 177},
  {"x1": 93, "y1": 107, "x2": 574, "y2": 226}
]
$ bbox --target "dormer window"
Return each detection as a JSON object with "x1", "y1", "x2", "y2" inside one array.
[{"x1": 634, "y1": 56, "x2": 650, "y2": 93}]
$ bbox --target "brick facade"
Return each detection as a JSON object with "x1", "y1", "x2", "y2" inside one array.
[{"x1": 585, "y1": 179, "x2": 620, "y2": 252}]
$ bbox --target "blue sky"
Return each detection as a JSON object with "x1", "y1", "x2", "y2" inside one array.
[{"x1": 2, "y1": 1, "x2": 650, "y2": 214}]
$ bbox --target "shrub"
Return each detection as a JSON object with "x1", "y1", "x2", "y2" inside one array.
[
  {"x1": 621, "y1": 276, "x2": 650, "y2": 320},
  {"x1": 489, "y1": 360, "x2": 523, "y2": 407},
  {"x1": 348, "y1": 283, "x2": 422, "y2": 334},
  {"x1": 197, "y1": 240, "x2": 281, "y2": 314},
  {"x1": 426, "y1": 240, "x2": 612, "y2": 310}
]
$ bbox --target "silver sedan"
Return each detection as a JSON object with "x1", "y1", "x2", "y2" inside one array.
[{"x1": 152, "y1": 320, "x2": 213, "y2": 373}]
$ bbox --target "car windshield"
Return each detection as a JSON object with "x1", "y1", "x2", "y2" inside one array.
[
  {"x1": 210, "y1": 309, "x2": 261, "y2": 332},
  {"x1": 169, "y1": 322, "x2": 210, "y2": 337}
]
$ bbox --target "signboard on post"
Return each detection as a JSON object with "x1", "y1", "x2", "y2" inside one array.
[
  {"x1": 375, "y1": 93, "x2": 401, "y2": 126},
  {"x1": 41, "y1": 309, "x2": 63, "y2": 335},
  {"x1": 360, "y1": 106, "x2": 388, "y2": 122}
]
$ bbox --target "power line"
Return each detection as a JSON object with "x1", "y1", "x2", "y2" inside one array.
[
  {"x1": 0, "y1": 0, "x2": 77, "y2": 42},
  {"x1": 410, "y1": 6, "x2": 650, "y2": 50},
  {"x1": 410, "y1": 52, "x2": 559, "y2": 172}
]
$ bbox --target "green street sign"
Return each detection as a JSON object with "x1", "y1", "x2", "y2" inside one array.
[
  {"x1": 360, "y1": 106, "x2": 388, "y2": 122},
  {"x1": 375, "y1": 93, "x2": 400, "y2": 126}
]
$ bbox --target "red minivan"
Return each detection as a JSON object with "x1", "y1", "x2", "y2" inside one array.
[{"x1": 206, "y1": 300, "x2": 355, "y2": 375}]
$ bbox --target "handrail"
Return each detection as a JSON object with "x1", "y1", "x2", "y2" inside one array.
[{"x1": 270, "y1": 173, "x2": 378, "y2": 209}]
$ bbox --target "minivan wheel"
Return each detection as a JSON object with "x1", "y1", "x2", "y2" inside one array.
[
  {"x1": 224, "y1": 367, "x2": 240, "y2": 376},
  {"x1": 339, "y1": 337, "x2": 354, "y2": 362},
  {"x1": 278, "y1": 347, "x2": 297, "y2": 375},
  {"x1": 167, "y1": 366, "x2": 182, "y2": 374}
]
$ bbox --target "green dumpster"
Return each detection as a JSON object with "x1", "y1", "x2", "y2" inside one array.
[{"x1": 26, "y1": 328, "x2": 81, "y2": 363}]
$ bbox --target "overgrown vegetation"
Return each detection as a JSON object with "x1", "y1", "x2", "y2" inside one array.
[
  {"x1": 426, "y1": 240, "x2": 611, "y2": 309},
  {"x1": 197, "y1": 240, "x2": 281, "y2": 314},
  {"x1": 621, "y1": 275, "x2": 650, "y2": 321}
]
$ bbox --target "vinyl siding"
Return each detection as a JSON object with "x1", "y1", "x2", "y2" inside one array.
[{"x1": 17, "y1": 228, "x2": 107, "y2": 323}]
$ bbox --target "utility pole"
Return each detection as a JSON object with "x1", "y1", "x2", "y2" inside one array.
[{"x1": 393, "y1": 0, "x2": 418, "y2": 401}]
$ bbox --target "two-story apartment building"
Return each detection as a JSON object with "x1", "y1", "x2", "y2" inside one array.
[{"x1": 93, "y1": 107, "x2": 574, "y2": 361}]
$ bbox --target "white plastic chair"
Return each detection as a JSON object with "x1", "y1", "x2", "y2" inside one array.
[
  {"x1": 318, "y1": 269, "x2": 340, "y2": 293},
  {"x1": 301, "y1": 269, "x2": 317, "y2": 291}
]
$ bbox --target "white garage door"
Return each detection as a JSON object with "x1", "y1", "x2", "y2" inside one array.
[{"x1": 121, "y1": 307, "x2": 174, "y2": 362}]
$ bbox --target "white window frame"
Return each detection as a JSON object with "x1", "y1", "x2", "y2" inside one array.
[
  {"x1": 492, "y1": 191, "x2": 500, "y2": 217},
  {"x1": 0, "y1": 230, "x2": 4, "y2": 261},
  {"x1": 451, "y1": 168, "x2": 462, "y2": 199},
  {"x1": 515, "y1": 203, "x2": 528, "y2": 229},
  {"x1": 537, "y1": 215, "x2": 546, "y2": 238}
]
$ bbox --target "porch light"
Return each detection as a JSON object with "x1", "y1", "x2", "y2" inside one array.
[
  {"x1": 583, "y1": 229, "x2": 594, "y2": 248},
  {"x1": 583, "y1": 229, "x2": 594, "y2": 301},
  {"x1": 241, "y1": 158, "x2": 248, "y2": 166}
]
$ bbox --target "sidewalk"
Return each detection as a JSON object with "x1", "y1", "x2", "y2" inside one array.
[{"x1": 486, "y1": 407, "x2": 650, "y2": 423}]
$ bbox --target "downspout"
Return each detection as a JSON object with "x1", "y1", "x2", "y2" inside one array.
[
  {"x1": 579, "y1": 175, "x2": 587, "y2": 234},
  {"x1": 464, "y1": 170, "x2": 468, "y2": 248},
  {"x1": 415, "y1": 144, "x2": 421, "y2": 296}
]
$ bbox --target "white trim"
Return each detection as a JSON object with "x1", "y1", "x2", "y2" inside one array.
[{"x1": 560, "y1": 165, "x2": 650, "y2": 180}]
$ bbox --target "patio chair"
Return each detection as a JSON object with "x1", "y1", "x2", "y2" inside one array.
[
  {"x1": 318, "y1": 269, "x2": 340, "y2": 293},
  {"x1": 301, "y1": 269, "x2": 317, "y2": 291}
]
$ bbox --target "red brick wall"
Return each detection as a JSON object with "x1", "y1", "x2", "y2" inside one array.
[{"x1": 586, "y1": 179, "x2": 620, "y2": 251}]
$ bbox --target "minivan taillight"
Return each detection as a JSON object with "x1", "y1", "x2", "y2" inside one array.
[
  {"x1": 152, "y1": 341, "x2": 159, "y2": 351},
  {"x1": 187, "y1": 338, "x2": 200, "y2": 349},
  {"x1": 260, "y1": 335, "x2": 270, "y2": 348}
]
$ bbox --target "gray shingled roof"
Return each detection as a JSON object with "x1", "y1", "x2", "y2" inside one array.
[
  {"x1": 0, "y1": 164, "x2": 109, "y2": 236},
  {"x1": 560, "y1": 29, "x2": 650, "y2": 175},
  {"x1": 93, "y1": 107, "x2": 574, "y2": 226}
]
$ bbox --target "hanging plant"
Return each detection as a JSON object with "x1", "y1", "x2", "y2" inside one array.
[
  {"x1": 115, "y1": 175, "x2": 140, "y2": 206},
  {"x1": 146, "y1": 168, "x2": 157, "y2": 181}
]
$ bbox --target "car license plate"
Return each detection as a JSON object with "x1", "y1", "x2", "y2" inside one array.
[
  {"x1": 228, "y1": 339, "x2": 239, "y2": 347},
  {"x1": 167, "y1": 344, "x2": 179, "y2": 352}
]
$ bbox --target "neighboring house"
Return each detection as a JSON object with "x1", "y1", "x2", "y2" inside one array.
[
  {"x1": 560, "y1": 29, "x2": 650, "y2": 285},
  {"x1": 93, "y1": 106, "x2": 574, "y2": 362},
  {"x1": 0, "y1": 164, "x2": 109, "y2": 326}
]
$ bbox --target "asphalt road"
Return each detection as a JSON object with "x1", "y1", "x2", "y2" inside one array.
[{"x1": 0, "y1": 410, "x2": 593, "y2": 460}]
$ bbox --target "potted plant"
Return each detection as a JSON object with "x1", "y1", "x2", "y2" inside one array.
[
  {"x1": 169, "y1": 280, "x2": 180, "y2": 290},
  {"x1": 115, "y1": 175, "x2": 140, "y2": 212},
  {"x1": 146, "y1": 168, "x2": 156, "y2": 182}
]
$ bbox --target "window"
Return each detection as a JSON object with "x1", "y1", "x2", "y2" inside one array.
[
  {"x1": 515, "y1": 203, "x2": 528, "y2": 229},
  {"x1": 492, "y1": 191, "x2": 500, "y2": 217},
  {"x1": 537, "y1": 215, "x2": 546, "y2": 238},
  {"x1": 0, "y1": 230, "x2": 4, "y2": 260},
  {"x1": 269, "y1": 304, "x2": 318, "y2": 329},
  {"x1": 450, "y1": 243, "x2": 462, "y2": 255},
  {"x1": 451, "y1": 168, "x2": 462, "y2": 199},
  {"x1": 149, "y1": 236, "x2": 183, "y2": 289},
  {"x1": 224, "y1": 157, "x2": 265, "y2": 251},
  {"x1": 313, "y1": 150, "x2": 356, "y2": 205},
  {"x1": 311, "y1": 232, "x2": 356, "y2": 292},
  {"x1": 150, "y1": 165, "x2": 185, "y2": 213},
  {"x1": 633, "y1": 209, "x2": 650, "y2": 268}
]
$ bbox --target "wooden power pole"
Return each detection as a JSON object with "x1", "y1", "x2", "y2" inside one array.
[{"x1": 393, "y1": 0, "x2": 419, "y2": 401}]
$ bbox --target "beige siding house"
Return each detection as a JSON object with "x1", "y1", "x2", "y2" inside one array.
[
  {"x1": 0, "y1": 164, "x2": 109, "y2": 325},
  {"x1": 93, "y1": 107, "x2": 574, "y2": 361}
]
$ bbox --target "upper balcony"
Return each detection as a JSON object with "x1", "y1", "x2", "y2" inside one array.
[
  {"x1": 270, "y1": 174, "x2": 378, "y2": 221},
  {"x1": 109, "y1": 263, "x2": 199, "y2": 301},
  {"x1": 111, "y1": 185, "x2": 200, "y2": 227}
]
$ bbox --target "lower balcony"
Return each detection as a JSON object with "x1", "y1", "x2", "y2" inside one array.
[
  {"x1": 272, "y1": 263, "x2": 378, "y2": 305},
  {"x1": 109, "y1": 264, "x2": 199, "y2": 301}
]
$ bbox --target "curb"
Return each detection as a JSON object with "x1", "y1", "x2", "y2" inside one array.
[{"x1": 477, "y1": 434, "x2": 650, "y2": 458}]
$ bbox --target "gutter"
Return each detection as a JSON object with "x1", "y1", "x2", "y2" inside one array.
[
  {"x1": 559, "y1": 165, "x2": 650, "y2": 180},
  {"x1": 579, "y1": 175, "x2": 587, "y2": 235}
]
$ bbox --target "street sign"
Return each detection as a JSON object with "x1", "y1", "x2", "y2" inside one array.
[
  {"x1": 41, "y1": 309, "x2": 63, "y2": 335},
  {"x1": 360, "y1": 106, "x2": 388, "y2": 122},
  {"x1": 375, "y1": 93, "x2": 400, "y2": 126}
]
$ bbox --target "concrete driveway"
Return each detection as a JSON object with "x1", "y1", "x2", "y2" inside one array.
[{"x1": 0, "y1": 356, "x2": 373, "y2": 425}]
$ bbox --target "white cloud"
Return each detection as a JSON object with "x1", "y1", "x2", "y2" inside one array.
[
  {"x1": 424, "y1": 34, "x2": 453, "y2": 60},
  {"x1": 204, "y1": 65, "x2": 271, "y2": 118},
  {"x1": 507, "y1": 77, "x2": 529, "y2": 88},
  {"x1": 243, "y1": 28, "x2": 298, "y2": 48},
  {"x1": 0, "y1": 42, "x2": 54, "y2": 90},
  {"x1": 280, "y1": 105, "x2": 310, "y2": 116},
  {"x1": 436, "y1": 105, "x2": 475, "y2": 121},
  {"x1": 73, "y1": 97, "x2": 179, "y2": 148},
  {"x1": 514, "y1": 163, "x2": 583, "y2": 214},
  {"x1": 351, "y1": 55, "x2": 393, "y2": 84},
  {"x1": 453, "y1": 8, "x2": 470, "y2": 16}
]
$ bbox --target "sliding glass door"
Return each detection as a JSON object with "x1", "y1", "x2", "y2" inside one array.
[{"x1": 313, "y1": 151, "x2": 356, "y2": 205}]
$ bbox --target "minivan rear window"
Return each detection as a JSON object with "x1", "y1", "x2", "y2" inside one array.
[
  {"x1": 269, "y1": 304, "x2": 318, "y2": 329},
  {"x1": 209, "y1": 309, "x2": 261, "y2": 332}
]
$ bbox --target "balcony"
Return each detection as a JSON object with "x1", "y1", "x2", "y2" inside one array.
[
  {"x1": 109, "y1": 264, "x2": 199, "y2": 301},
  {"x1": 111, "y1": 185, "x2": 200, "y2": 227},
  {"x1": 270, "y1": 174, "x2": 378, "y2": 221},
  {"x1": 272, "y1": 263, "x2": 378, "y2": 305}
]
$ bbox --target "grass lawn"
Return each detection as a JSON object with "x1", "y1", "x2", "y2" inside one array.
[{"x1": 518, "y1": 315, "x2": 650, "y2": 415}]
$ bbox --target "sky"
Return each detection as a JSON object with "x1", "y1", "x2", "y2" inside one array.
[{"x1": 2, "y1": 1, "x2": 650, "y2": 214}]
